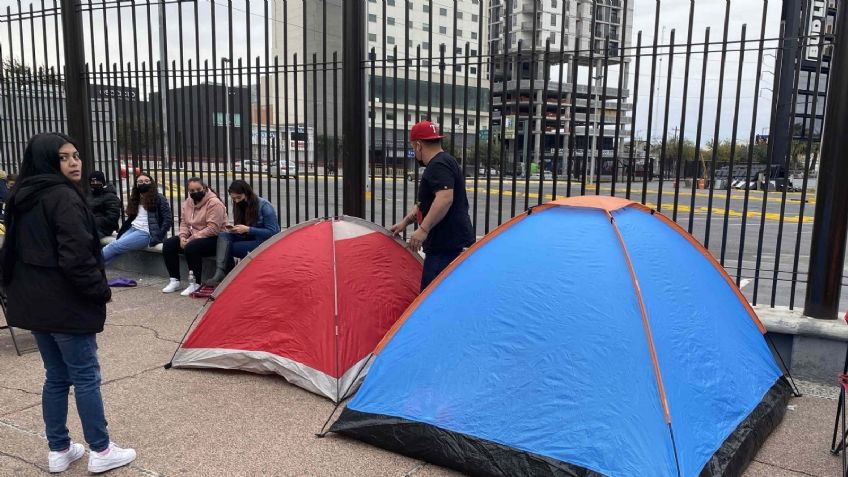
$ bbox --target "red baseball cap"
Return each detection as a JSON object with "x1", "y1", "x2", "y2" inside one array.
[{"x1": 410, "y1": 121, "x2": 444, "y2": 141}]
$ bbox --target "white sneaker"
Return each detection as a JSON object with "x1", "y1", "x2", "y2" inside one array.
[
  {"x1": 162, "y1": 279, "x2": 181, "y2": 293},
  {"x1": 180, "y1": 283, "x2": 201, "y2": 296},
  {"x1": 48, "y1": 442, "x2": 85, "y2": 473},
  {"x1": 87, "y1": 442, "x2": 136, "y2": 474}
]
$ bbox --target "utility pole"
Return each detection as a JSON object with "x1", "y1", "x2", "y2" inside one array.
[
  {"x1": 60, "y1": 0, "x2": 93, "y2": 184},
  {"x1": 804, "y1": 0, "x2": 848, "y2": 319}
]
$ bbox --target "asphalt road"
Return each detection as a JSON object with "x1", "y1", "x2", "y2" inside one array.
[{"x1": 144, "y1": 171, "x2": 841, "y2": 312}]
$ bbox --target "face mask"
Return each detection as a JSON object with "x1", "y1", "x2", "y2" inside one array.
[
  {"x1": 136, "y1": 184, "x2": 151, "y2": 194},
  {"x1": 190, "y1": 190, "x2": 206, "y2": 203},
  {"x1": 90, "y1": 183, "x2": 104, "y2": 192}
]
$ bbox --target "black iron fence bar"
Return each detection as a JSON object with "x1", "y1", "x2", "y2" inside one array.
[
  {"x1": 333, "y1": 51, "x2": 339, "y2": 218},
  {"x1": 525, "y1": 0, "x2": 539, "y2": 210},
  {"x1": 736, "y1": 0, "x2": 771, "y2": 287},
  {"x1": 790, "y1": 29, "x2": 827, "y2": 308},
  {"x1": 292, "y1": 53, "x2": 300, "y2": 223},
  {"x1": 688, "y1": 27, "x2": 711, "y2": 234},
  {"x1": 321, "y1": 0, "x2": 329, "y2": 220},
  {"x1": 673, "y1": 0, "x2": 696, "y2": 221},
  {"x1": 719, "y1": 24, "x2": 748, "y2": 266},
  {"x1": 369, "y1": 47, "x2": 376, "y2": 223},
  {"x1": 625, "y1": 31, "x2": 642, "y2": 201},
  {"x1": 510, "y1": 43, "x2": 520, "y2": 219},
  {"x1": 643, "y1": 0, "x2": 661, "y2": 205},
  {"x1": 770, "y1": 4, "x2": 810, "y2": 308},
  {"x1": 704, "y1": 1, "x2": 732, "y2": 250},
  {"x1": 656, "y1": 29, "x2": 675, "y2": 208},
  {"x1": 597, "y1": 35, "x2": 612, "y2": 197},
  {"x1": 539, "y1": 39, "x2": 551, "y2": 205},
  {"x1": 552, "y1": 0, "x2": 567, "y2": 201},
  {"x1": 753, "y1": 20, "x2": 786, "y2": 306}
]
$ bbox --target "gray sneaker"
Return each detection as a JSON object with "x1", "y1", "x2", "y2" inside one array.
[{"x1": 87, "y1": 442, "x2": 137, "y2": 474}]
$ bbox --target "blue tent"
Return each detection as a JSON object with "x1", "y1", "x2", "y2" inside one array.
[{"x1": 331, "y1": 196, "x2": 790, "y2": 477}]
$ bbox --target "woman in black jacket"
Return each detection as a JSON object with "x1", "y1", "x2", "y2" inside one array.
[
  {"x1": 2, "y1": 133, "x2": 136, "y2": 473},
  {"x1": 102, "y1": 173, "x2": 172, "y2": 266}
]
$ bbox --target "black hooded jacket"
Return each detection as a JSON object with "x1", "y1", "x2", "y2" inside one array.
[
  {"x1": 88, "y1": 183, "x2": 122, "y2": 238},
  {"x1": 2, "y1": 134, "x2": 111, "y2": 334}
]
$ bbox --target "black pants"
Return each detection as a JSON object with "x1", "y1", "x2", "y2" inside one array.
[
  {"x1": 162, "y1": 236, "x2": 217, "y2": 280},
  {"x1": 421, "y1": 249, "x2": 463, "y2": 292}
]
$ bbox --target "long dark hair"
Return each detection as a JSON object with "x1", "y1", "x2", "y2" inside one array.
[
  {"x1": 126, "y1": 173, "x2": 159, "y2": 216},
  {"x1": 3, "y1": 133, "x2": 90, "y2": 283},
  {"x1": 228, "y1": 180, "x2": 259, "y2": 226}
]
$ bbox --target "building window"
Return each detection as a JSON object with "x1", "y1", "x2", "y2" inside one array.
[
  {"x1": 455, "y1": 65, "x2": 463, "y2": 73},
  {"x1": 439, "y1": 26, "x2": 447, "y2": 34},
  {"x1": 388, "y1": 36, "x2": 395, "y2": 44},
  {"x1": 386, "y1": 112, "x2": 396, "y2": 120},
  {"x1": 471, "y1": 31, "x2": 478, "y2": 40},
  {"x1": 368, "y1": 13, "x2": 377, "y2": 22},
  {"x1": 470, "y1": 66, "x2": 478, "y2": 75},
  {"x1": 423, "y1": 4, "x2": 429, "y2": 13},
  {"x1": 551, "y1": 14, "x2": 557, "y2": 26},
  {"x1": 408, "y1": 20, "x2": 414, "y2": 28},
  {"x1": 368, "y1": 33, "x2": 377, "y2": 41},
  {"x1": 387, "y1": 0, "x2": 395, "y2": 5},
  {"x1": 440, "y1": 7, "x2": 447, "y2": 16},
  {"x1": 423, "y1": 42, "x2": 430, "y2": 50},
  {"x1": 387, "y1": 17, "x2": 395, "y2": 25},
  {"x1": 423, "y1": 23, "x2": 430, "y2": 32},
  {"x1": 471, "y1": 49, "x2": 477, "y2": 56},
  {"x1": 457, "y1": 29, "x2": 463, "y2": 37},
  {"x1": 408, "y1": 39, "x2": 414, "y2": 47},
  {"x1": 457, "y1": 12, "x2": 463, "y2": 20},
  {"x1": 552, "y1": 0, "x2": 557, "y2": 8},
  {"x1": 468, "y1": 118, "x2": 476, "y2": 126},
  {"x1": 472, "y1": 14, "x2": 478, "y2": 22}
]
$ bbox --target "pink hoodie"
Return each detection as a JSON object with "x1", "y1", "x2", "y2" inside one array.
[{"x1": 179, "y1": 190, "x2": 226, "y2": 242}]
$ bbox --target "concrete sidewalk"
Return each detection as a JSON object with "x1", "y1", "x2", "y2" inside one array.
[{"x1": 0, "y1": 273, "x2": 843, "y2": 476}]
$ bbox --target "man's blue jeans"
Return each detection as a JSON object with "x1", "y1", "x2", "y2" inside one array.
[{"x1": 32, "y1": 332, "x2": 110, "y2": 452}]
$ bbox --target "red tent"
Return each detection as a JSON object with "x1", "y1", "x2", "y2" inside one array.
[{"x1": 170, "y1": 216, "x2": 423, "y2": 402}]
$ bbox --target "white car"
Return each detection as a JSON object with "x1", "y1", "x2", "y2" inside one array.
[
  {"x1": 234, "y1": 160, "x2": 264, "y2": 173},
  {"x1": 268, "y1": 160, "x2": 298, "y2": 179}
]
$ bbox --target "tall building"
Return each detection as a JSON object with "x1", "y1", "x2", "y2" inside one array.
[
  {"x1": 489, "y1": 0, "x2": 634, "y2": 178},
  {"x1": 270, "y1": 0, "x2": 492, "y2": 170}
]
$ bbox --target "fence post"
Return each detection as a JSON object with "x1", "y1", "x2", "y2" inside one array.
[
  {"x1": 60, "y1": 0, "x2": 93, "y2": 181},
  {"x1": 342, "y1": 0, "x2": 367, "y2": 218},
  {"x1": 804, "y1": 0, "x2": 848, "y2": 319}
]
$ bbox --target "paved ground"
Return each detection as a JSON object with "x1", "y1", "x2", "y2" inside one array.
[{"x1": 0, "y1": 273, "x2": 843, "y2": 477}]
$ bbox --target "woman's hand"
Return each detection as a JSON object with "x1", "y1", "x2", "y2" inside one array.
[{"x1": 231, "y1": 224, "x2": 250, "y2": 235}]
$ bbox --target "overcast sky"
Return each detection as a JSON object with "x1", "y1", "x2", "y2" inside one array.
[{"x1": 0, "y1": 0, "x2": 798, "y2": 143}]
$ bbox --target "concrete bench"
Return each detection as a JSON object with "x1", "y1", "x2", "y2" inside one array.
[{"x1": 101, "y1": 235, "x2": 216, "y2": 282}]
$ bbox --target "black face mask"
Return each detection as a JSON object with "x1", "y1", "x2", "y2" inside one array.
[
  {"x1": 90, "y1": 183, "x2": 105, "y2": 193},
  {"x1": 190, "y1": 190, "x2": 206, "y2": 203},
  {"x1": 136, "y1": 184, "x2": 152, "y2": 194}
]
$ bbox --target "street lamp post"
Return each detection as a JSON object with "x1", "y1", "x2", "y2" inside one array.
[{"x1": 222, "y1": 58, "x2": 232, "y2": 169}]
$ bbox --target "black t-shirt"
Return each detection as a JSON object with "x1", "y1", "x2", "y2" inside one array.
[{"x1": 417, "y1": 151, "x2": 475, "y2": 254}]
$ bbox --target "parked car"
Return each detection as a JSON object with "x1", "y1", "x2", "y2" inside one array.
[
  {"x1": 406, "y1": 166, "x2": 426, "y2": 182},
  {"x1": 234, "y1": 160, "x2": 264, "y2": 173},
  {"x1": 268, "y1": 160, "x2": 298, "y2": 179}
]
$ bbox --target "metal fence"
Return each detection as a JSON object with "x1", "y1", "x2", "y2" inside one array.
[{"x1": 0, "y1": 0, "x2": 841, "y2": 311}]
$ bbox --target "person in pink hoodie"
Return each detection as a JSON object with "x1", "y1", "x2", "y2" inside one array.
[{"x1": 161, "y1": 177, "x2": 226, "y2": 296}]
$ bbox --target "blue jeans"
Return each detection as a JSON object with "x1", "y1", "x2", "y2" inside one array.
[
  {"x1": 421, "y1": 249, "x2": 463, "y2": 292},
  {"x1": 220, "y1": 232, "x2": 263, "y2": 259},
  {"x1": 102, "y1": 227, "x2": 150, "y2": 266},
  {"x1": 32, "y1": 332, "x2": 110, "y2": 452}
]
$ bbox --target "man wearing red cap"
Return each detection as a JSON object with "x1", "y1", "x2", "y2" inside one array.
[{"x1": 391, "y1": 121, "x2": 475, "y2": 291}]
